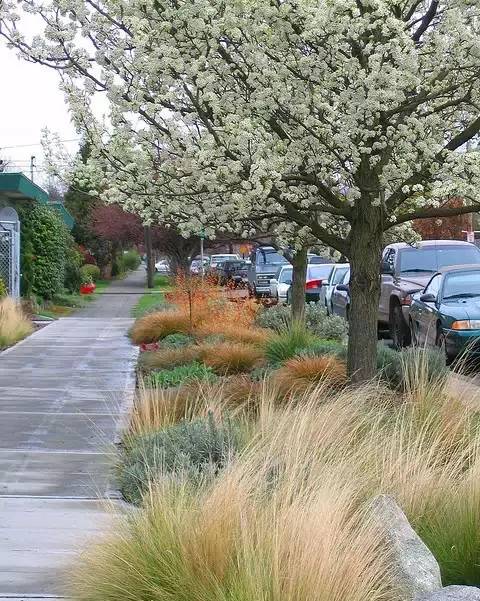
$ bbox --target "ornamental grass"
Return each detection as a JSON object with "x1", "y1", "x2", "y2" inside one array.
[
  {"x1": 73, "y1": 343, "x2": 480, "y2": 596},
  {"x1": 0, "y1": 297, "x2": 33, "y2": 349},
  {"x1": 274, "y1": 355, "x2": 348, "y2": 396},
  {"x1": 139, "y1": 345, "x2": 204, "y2": 372},
  {"x1": 130, "y1": 310, "x2": 193, "y2": 344},
  {"x1": 201, "y1": 342, "x2": 265, "y2": 374}
]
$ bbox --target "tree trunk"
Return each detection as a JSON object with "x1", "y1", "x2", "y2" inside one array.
[
  {"x1": 290, "y1": 245, "x2": 308, "y2": 324},
  {"x1": 347, "y1": 212, "x2": 383, "y2": 383},
  {"x1": 144, "y1": 226, "x2": 155, "y2": 289}
]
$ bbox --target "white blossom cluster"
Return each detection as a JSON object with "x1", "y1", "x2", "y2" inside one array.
[{"x1": 2, "y1": 0, "x2": 480, "y2": 255}]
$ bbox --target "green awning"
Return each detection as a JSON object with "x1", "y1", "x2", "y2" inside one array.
[{"x1": 0, "y1": 172, "x2": 75, "y2": 229}]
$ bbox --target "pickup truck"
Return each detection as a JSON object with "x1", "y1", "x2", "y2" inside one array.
[
  {"x1": 379, "y1": 240, "x2": 480, "y2": 348},
  {"x1": 247, "y1": 246, "x2": 290, "y2": 297}
]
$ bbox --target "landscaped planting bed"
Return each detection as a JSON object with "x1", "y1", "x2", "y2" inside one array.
[{"x1": 68, "y1": 275, "x2": 480, "y2": 601}]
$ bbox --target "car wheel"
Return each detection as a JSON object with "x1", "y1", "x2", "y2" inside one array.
[{"x1": 391, "y1": 305, "x2": 411, "y2": 349}]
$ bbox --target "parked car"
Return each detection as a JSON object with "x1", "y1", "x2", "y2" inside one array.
[
  {"x1": 270, "y1": 265, "x2": 293, "y2": 302},
  {"x1": 190, "y1": 257, "x2": 210, "y2": 274},
  {"x1": 209, "y1": 254, "x2": 240, "y2": 269},
  {"x1": 379, "y1": 240, "x2": 480, "y2": 348},
  {"x1": 248, "y1": 246, "x2": 290, "y2": 297},
  {"x1": 308, "y1": 254, "x2": 335, "y2": 265},
  {"x1": 320, "y1": 263, "x2": 349, "y2": 314},
  {"x1": 216, "y1": 260, "x2": 249, "y2": 286},
  {"x1": 286, "y1": 263, "x2": 334, "y2": 304},
  {"x1": 332, "y1": 268, "x2": 350, "y2": 319},
  {"x1": 409, "y1": 265, "x2": 480, "y2": 362},
  {"x1": 155, "y1": 259, "x2": 170, "y2": 274}
]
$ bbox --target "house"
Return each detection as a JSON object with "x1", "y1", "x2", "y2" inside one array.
[{"x1": 0, "y1": 172, "x2": 74, "y2": 297}]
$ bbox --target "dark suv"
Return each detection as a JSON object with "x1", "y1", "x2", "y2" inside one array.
[
  {"x1": 247, "y1": 246, "x2": 290, "y2": 297},
  {"x1": 379, "y1": 240, "x2": 480, "y2": 347}
]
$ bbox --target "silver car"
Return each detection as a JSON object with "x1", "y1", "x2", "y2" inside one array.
[{"x1": 320, "y1": 263, "x2": 349, "y2": 314}]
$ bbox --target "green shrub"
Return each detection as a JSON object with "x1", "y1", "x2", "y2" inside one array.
[
  {"x1": 301, "y1": 339, "x2": 347, "y2": 360},
  {"x1": 80, "y1": 264, "x2": 101, "y2": 283},
  {"x1": 255, "y1": 303, "x2": 347, "y2": 341},
  {"x1": 120, "y1": 250, "x2": 141, "y2": 272},
  {"x1": 19, "y1": 205, "x2": 72, "y2": 300},
  {"x1": 120, "y1": 414, "x2": 240, "y2": 504},
  {"x1": 0, "y1": 278, "x2": 6, "y2": 298},
  {"x1": 376, "y1": 343, "x2": 403, "y2": 389},
  {"x1": 161, "y1": 333, "x2": 194, "y2": 348},
  {"x1": 304, "y1": 303, "x2": 348, "y2": 340},
  {"x1": 146, "y1": 361, "x2": 217, "y2": 388},
  {"x1": 154, "y1": 274, "x2": 170, "y2": 287},
  {"x1": 375, "y1": 344, "x2": 447, "y2": 390},
  {"x1": 64, "y1": 245, "x2": 84, "y2": 293},
  {"x1": 255, "y1": 304, "x2": 290, "y2": 331},
  {"x1": 265, "y1": 324, "x2": 316, "y2": 365}
]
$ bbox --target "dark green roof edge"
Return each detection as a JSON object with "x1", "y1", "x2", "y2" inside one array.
[
  {"x1": 0, "y1": 172, "x2": 50, "y2": 204},
  {"x1": 0, "y1": 172, "x2": 75, "y2": 229}
]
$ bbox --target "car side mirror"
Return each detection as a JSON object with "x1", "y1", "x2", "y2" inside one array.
[
  {"x1": 336, "y1": 284, "x2": 350, "y2": 292},
  {"x1": 285, "y1": 279, "x2": 292, "y2": 285},
  {"x1": 420, "y1": 293, "x2": 436, "y2": 303},
  {"x1": 381, "y1": 260, "x2": 394, "y2": 275},
  {"x1": 270, "y1": 278, "x2": 278, "y2": 285}
]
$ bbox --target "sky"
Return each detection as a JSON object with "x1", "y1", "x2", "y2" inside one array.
[{"x1": 0, "y1": 38, "x2": 79, "y2": 186}]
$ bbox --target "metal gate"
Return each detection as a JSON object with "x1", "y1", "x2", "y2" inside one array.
[{"x1": 0, "y1": 207, "x2": 21, "y2": 298}]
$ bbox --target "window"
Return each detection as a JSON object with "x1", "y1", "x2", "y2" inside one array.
[
  {"x1": 443, "y1": 270, "x2": 480, "y2": 299},
  {"x1": 332, "y1": 266, "x2": 349, "y2": 285},
  {"x1": 424, "y1": 274, "x2": 441, "y2": 297},
  {"x1": 307, "y1": 265, "x2": 333, "y2": 280},
  {"x1": 279, "y1": 267, "x2": 293, "y2": 284},
  {"x1": 256, "y1": 250, "x2": 289, "y2": 266},
  {"x1": 384, "y1": 249, "x2": 396, "y2": 271},
  {"x1": 399, "y1": 245, "x2": 480, "y2": 274}
]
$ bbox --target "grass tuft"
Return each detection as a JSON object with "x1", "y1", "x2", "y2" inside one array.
[
  {"x1": 202, "y1": 342, "x2": 264, "y2": 374},
  {"x1": 0, "y1": 297, "x2": 33, "y2": 349},
  {"x1": 130, "y1": 310, "x2": 192, "y2": 343},
  {"x1": 274, "y1": 355, "x2": 347, "y2": 395}
]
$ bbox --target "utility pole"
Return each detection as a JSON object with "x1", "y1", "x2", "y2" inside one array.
[
  {"x1": 30, "y1": 156, "x2": 36, "y2": 182},
  {"x1": 144, "y1": 225, "x2": 155, "y2": 288},
  {"x1": 200, "y1": 228, "x2": 206, "y2": 282}
]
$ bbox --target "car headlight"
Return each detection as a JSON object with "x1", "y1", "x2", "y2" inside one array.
[{"x1": 451, "y1": 320, "x2": 480, "y2": 330}]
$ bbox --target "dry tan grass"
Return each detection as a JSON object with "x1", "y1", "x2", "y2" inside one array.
[
  {"x1": 0, "y1": 297, "x2": 33, "y2": 349},
  {"x1": 201, "y1": 342, "x2": 265, "y2": 374},
  {"x1": 139, "y1": 345, "x2": 203, "y2": 371},
  {"x1": 197, "y1": 322, "x2": 273, "y2": 346},
  {"x1": 130, "y1": 310, "x2": 193, "y2": 344},
  {"x1": 273, "y1": 355, "x2": 348, "y2": 396},
  {"x1": 130, "y1": 375, "x2": 262, "y2": 436},
  {"x1": 72, "y1": 354, "x2": 480, "y2": 599}
]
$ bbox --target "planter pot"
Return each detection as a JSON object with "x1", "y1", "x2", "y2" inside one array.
[{"x1": 80, "y1": 283, "x2": 96, "y2": 295}]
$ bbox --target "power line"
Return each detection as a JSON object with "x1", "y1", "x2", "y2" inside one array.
[{"x1": 0, "y1": 138, "x2": 81, "y2": 150}]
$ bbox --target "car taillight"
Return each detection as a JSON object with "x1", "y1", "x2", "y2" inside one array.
[
  {"x1": 305, "y1": 279, "x2": 322, "y2": 290},
  {"x1": 401, "y1": 295, "x2": 412, "y2": 306}
]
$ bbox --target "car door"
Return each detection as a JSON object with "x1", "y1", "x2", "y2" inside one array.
[
  {"x1": 334, "y1": 270, "x2": 350, "y2": 318},
  {"x1": 379, "y1": 249, "x2": 396, "y2": 324},
  {"x1": 415, "y1": 274, "x2": 441, "y2": 345}
]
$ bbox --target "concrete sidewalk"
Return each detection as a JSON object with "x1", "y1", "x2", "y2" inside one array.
[{"x1": 0, "y1": 269, "x2": 144, "y2": 597}]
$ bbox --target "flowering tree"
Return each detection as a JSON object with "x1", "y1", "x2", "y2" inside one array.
[{"x1": 3, "y1": 0, "x2": 480, "y2": 380}]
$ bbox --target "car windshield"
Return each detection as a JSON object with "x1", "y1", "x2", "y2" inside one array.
[
  {"x1": 400, "y1": 246, "x2": 480, "y2": 273},
  {"x1": 332, "y1": 266, "x2": 349, "y2": 284},
  {"x1": 256, "y1": 250, "x2": 289, "y2": 266},
  {"x1": 307, "y1": 265, "x2": 333, "y2": 280},
  {"x1": 213, "y1": 255, "x2": 235, "y2": 262},
  {"x1": 279, "y1": 267, "x2": 293, "y2": 283},
  {"x1": 443, "y1": 271, "x2": 480, "y2": 299}
]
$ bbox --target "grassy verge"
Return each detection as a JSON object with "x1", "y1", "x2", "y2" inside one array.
[
  {"x1": 36, "y1": 279, "x2": 112, "y2": 318},
  {"x1": 131, "y1": 275, "x2": 171, "y2": 318}
]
